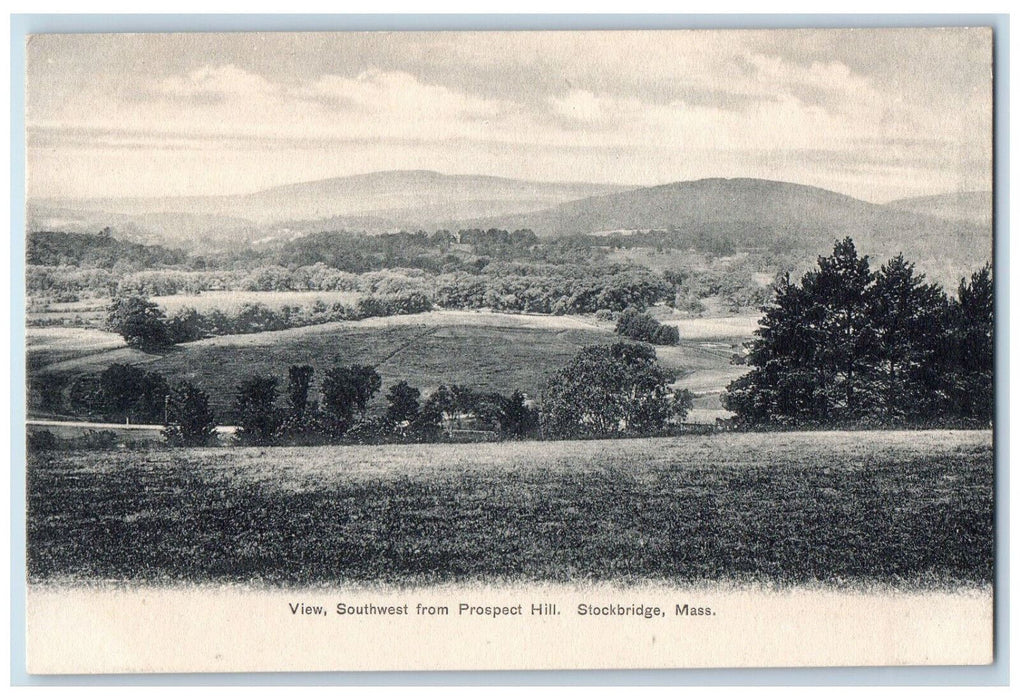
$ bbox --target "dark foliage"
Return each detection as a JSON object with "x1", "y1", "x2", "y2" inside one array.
[
  {"x1": 28, "y1": 230, "x2": 187, "y2": 269},
  {"x1": 499, "y1": 390, "x2": 540, "y2": 438},
  {"x1": 286, "y1": 365, "x2": 315, "y2": 416},
  {"x1": 724, "y1": 239, "x2": 993, "y2": 427},
  {"x1": 541, "y1": 342, "x2": 689, "y2": 438},
  {"x1": 105, "y1": 295, "x2": 172, "y2": 351},
  {"x1": 615, "y1": 307, "x2": 680, "y2": 345},
  {"x1": 385, "y1": 380, "x2": 421, "y2": 424},
  {"x1": 320, "y1": 364, "x2": 382, "y2": 434},
  {"x1": 233, "y1": 375, "x2": 283, "y2": 445},
  {"x1": 163, "y1": 381, "x2": 217, "y2": 446}
]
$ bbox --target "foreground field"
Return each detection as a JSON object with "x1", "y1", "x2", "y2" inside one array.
[{"x1": 27, "y1": 430, "x2": 993, "y2": 587}]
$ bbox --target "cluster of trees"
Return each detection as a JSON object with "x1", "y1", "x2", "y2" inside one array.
[
  {"x1": 179, "y1": 341, "x2": 690, "y2": 445},
  {"x1": 30, "y1": 228, "x2": 778, "y2": 321},
  {"x1": 272, "y1": 229, "x2": 539, "y2": 273},
  {"x1": 27, "y1": 230, "x2": 187, "y2": 269},
  {"x1": 724, "y1": 238, "x2": 993, "y2": 427},
  {"x1": 433, "y1": 265, "x2": 674, "y2": 314},
  {"x1": 104, "y1": 292, "x2": 434, "y2": 350},
  {"x1": 53, "y1": 363, "x2": 216, "y2": 446},
  {"x1": 27, "y1": 265, "x2": 120, "y2": 297},
  {"x1": 65, "y1": 364, "x2": 170, "y2": 423},
  {"x1": 229, "y1": 364, "x2": 541, "y2": 445},
  {"x1": 614, "y1": 308, "x2": 680, "y2": 345},
  {"x1": 35, "y1": 336, "x2": 694, "y2": 449}
]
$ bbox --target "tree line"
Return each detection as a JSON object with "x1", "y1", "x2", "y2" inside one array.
[
  {"x1": 32, "y1": 342, "x2": 693, "y2": 449},
  {"x1": 724, "y1": 238, "x2": 993, "y2": 427},
  {"x1": 28, "y1": 228, "x2": 774, "y2": 319}
]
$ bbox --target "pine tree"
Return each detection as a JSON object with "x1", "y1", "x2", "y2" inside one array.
[
  {"x1": 946, "y1": 265, "x2": 994, "y2": 422},
  {"x1": 868, "y1": 254, "x2": 949, "y2": 422}
]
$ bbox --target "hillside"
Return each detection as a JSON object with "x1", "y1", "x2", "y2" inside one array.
[
  {"x1": 459, "y1": 177, "x2": 992, "y2": 282},
  {"x1": 887, "y1": 191, "x2": 993, "y2": 227},
  {"x1": 29, "y1": 170, "x2": 632, "y2": 247}
]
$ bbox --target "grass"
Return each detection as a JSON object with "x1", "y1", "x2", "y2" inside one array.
[
  {"x1": 31, "y1": 313, "x2": 619, "y2": 421},
  {"x1": 26, "y1": 328, "x2": 127, "y2": 372},
  {"x1": 27, "y1": 310, "x2": 750, "y2": 423},
  {"x1": 27, "y1": 430, "x2": 994, "y2": 588}
]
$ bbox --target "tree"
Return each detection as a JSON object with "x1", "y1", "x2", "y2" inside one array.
[
  {"x1": 409, "y1": 392, "x2": 445, "y2": 441},
  {"x1": 134, "y1": 371, "x2": 171, "y2": 424},
  {"x1": 105, "y1": 295, "x2": 172, "y2": 351},
  {"x1": 868, "y1": 255, "x2": 949, "y2": 421},
  {"x1": 99, "y1": 363, "x2": 147, "y2": 422},
  {"x1": 541, "y1": 342, "x2": 687, "y2": 438},
  {"x1": 320, "y1": 364, "x2": 382, "y2": 432},
  {"x1": 166, "y1": 307, "x2": 206, "y2": 344},
  {"x1": 286, "y1": 365, "x2": 315, "y2": 417},
  {"x1": 163, "y1": 380, "x2": 217, "y2": 446},
  {"x1": 615, "y1": 307, "x2": 679, "y2": 345},
  {"x1": 233, "y1": 375, "x2": 282, "y2": 445},
  {"x1": 385, "y1": 381, "x2": 421, "y2": 424},
  {"x1": 499, "y1": 390, "x2": 539, "y2": 438},
  {"x1": 68, "y1": 375, "x2": 105, "y2": 418},
  {"x1": 945, "y1": 265, "x2": 994, "y2": 422},
  {"x1": 724, "y1": 239, "x2": 880, "y2": 425},
  {"x1": 806, "y1": 237, "x2": 879, "y2": 420}
]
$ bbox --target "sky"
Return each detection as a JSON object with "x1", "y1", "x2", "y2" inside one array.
[{"x1": 25, "y1": 28, "x2": 993, "y2": 203}]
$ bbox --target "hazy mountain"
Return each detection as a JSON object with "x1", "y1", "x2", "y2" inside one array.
[
  {"x1": 886, "y1": 191, "x2": 993, "y2": 227},
  {"x1": 458, "y1": 177, "x2": 991, "y2": 273},
  {"x1": 27, "y1": 174, "x2": 992, "y2": 288},
  {"x1": 29, "y1": 170, "x2": 633, "y2": 247}
]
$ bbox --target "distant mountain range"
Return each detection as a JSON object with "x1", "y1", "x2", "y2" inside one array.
[
  {"x1": 886, "y1": 191, "x2": 993, "y2": 228},
  {"x1": 28, "y1": 170, "x2": 631, "y2": 247},
  {"x1": 28, "y1": 170, "x2": 991, "y2": 285}
]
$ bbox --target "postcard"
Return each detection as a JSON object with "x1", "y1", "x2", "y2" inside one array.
[{"x1": 22, "y1": 27, "x2": 994, "y2": 674}]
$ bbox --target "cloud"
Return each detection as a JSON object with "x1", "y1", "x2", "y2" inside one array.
[
  {"x1": 25, "y1": 30, "x2": 992, "y2": 201},
  {"x1": 159, "y1": 64, "x2": 279, "y2": 101}
]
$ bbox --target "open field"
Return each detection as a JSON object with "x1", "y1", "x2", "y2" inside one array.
[
  {"x1": 27, "y1": 430, "x2": 993, "y2": 587},
  {"x1": 25, "y1": 327, "x2": 127, "y2": 372},
  {"x1": 28, "y1": 310, "x2": 751, "y2": 422}
]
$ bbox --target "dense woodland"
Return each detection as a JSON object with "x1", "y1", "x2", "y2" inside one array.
[{"x1": 28, "y1": 228, "x2": 779, "y2": 321}]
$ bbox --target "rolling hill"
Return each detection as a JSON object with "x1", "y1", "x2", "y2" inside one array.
[
  {"x1": 887, "y1": 191, "x2": 993, "y2": 227},
  {"x1": 28, "y1": 172, "x2": 992, "y2": 286},
  {"x1": 457, "y1": 177, "x2": 991, "y2": 281},
  {"x1": 29, "y1": 170, "x2": 633, "y2": 248}
]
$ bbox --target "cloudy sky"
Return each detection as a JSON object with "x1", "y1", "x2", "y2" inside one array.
[{"x1": 26, "y1": 29, "x2": 992, "y2": 202}]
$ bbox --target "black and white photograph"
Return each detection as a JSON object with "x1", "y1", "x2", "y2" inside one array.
[{"x1": 21, "y1": 26, "x2": 996, "y2": 673}]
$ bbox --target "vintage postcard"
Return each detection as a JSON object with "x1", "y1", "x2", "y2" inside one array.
[{"x1": 22, "y1": 28, "x2": 994, "y2": 674}]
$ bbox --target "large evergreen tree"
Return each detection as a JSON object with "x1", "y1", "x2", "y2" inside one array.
[
  {"x1": 945, "y1": 265, "x2": 994, "y2": 422},
  {"x1": 724, "y1": 239, "x2": 986, "y2": 427},
  {"x1": 868, "y1": 255, "x2": 949, "y2": 422}
]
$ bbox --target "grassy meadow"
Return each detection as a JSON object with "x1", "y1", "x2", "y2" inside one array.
[
  {"x1": 27, "y1": 430, "x2": 993, "y2": 587},
  {"x1": 27, "y1": 309, "x2": 753, "y2": 422}
]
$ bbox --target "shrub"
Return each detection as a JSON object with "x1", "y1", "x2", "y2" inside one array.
[{"x1": 27, "y1": 430, "x2": 59, "y2": 452}]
